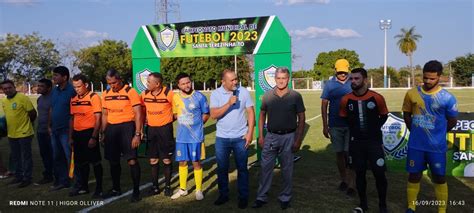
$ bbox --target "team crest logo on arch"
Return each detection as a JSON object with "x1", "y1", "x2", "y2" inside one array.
[
  {"x1": 157, "y1": 27, "x2": 179, "y2": 51},
  {"x1": 258, "y1": 65, "x2": 277, "y2": 92},
  {"x1": 136, "y1": 69, "x2": 152, "y2": 92},
  {"x1": 382, "y1": 113, "x2": 410, "y2": 160}
]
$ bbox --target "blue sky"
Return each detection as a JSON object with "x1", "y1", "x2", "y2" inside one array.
[{"x1": 0, "y1": 0, "x2": 473, "y2": 70}]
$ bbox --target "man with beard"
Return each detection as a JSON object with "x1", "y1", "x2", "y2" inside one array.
[
  {"x1": 339, "y1": 68, "x2": 388, "y2": 213},
  {"x1": 140, "y1": 72, "x2": 174, "y2": 197},
  {"x1": 403, "y1": 60, "x2": 457, "y2": 213},
  {"x1": 171, "y1": 73, "x2": 210, "y2": 201},
  {"x1": 321, "y1": 59, "x2": 356, "y2": 196}
]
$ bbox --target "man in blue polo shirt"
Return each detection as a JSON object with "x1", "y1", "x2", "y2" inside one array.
[
  {"x1": 210, "y1": 69, "x2": 255, "y2": 209},
  {"x1": 50, "y1": 66, "x2": 76, "y2": 191},
  {"x1": 320, "y1": 59, "x2": 356, "y2": 196}
]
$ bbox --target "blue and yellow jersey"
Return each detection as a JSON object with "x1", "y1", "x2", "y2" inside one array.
[
  {"x1": 402, "y1": 86, "x2": 458, "y2": 153},
  {"x1": 173, "y1": 91, "x2": 210, "y2": 143}
]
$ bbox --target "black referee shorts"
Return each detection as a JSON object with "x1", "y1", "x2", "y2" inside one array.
[
  {"x1": 72, "y1": 128, "x2": 101, "y2": 164},
  {"x1": 348, "y1": 139, "x2": 386, "y2": 172},
  {"x1": 104, "y1": 121, "x2": 136, "y2": 162},
  {"x1": 147, "y1": 122, "x2": 175, "y2": 160}
]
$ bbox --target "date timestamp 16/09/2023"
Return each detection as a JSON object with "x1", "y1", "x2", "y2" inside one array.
[{"x1": 412, "y1": 200, "x2": 466, "y2": 206}]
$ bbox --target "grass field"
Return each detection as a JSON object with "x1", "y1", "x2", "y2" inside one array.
[{"x1": 0, "y1": 88, "x2": 473, "y2": 213}]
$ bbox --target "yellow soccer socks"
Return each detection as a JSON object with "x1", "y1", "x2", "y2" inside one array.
[
  {"x1": 194, "y1": 168, "x2": 203, "y2": 191},
  {"x1": 434, "y1": 183, "x2": 448, "y2": 213},
  {"x1": 407, "y1": 182, "x2": 420, "y2": 211},
  {"x1": 179, "y1": 165, "x2": 188, "y2": 190}
]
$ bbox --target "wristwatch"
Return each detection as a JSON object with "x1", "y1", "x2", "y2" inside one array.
[{"x1": 135, "y1": 132, "x2": 142, "y2": 136}]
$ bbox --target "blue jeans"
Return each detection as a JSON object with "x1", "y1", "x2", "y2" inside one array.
[
  {"x1": 37, "y1": 131, "x2": 53, "y2": 179},
  {"x1": 51, "y1": 128, "x2": 71, "y2": 186},
  {"x1": 8, "y1": 136, "x2": 33, "y2": 181},
  {"x1": 215, "y1": 137, "x2": 249, "y2": 200}
]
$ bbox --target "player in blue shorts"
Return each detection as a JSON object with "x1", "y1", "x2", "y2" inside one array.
[
  {"x1": 403, "y1": 60, "x2": 458, "y2": 213},
  {"x1": 170, "y1": 73, "x2": 210, "y2": 201}
]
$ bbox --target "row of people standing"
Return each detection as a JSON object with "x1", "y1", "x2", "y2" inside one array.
[
  {"x1": 321, "y1": 59, "x2": 458, "y2": 213},
  {"x1": 0, "y1": 66, "x2": 306, "y2": 209}
]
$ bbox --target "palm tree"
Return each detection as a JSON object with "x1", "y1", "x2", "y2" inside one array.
[{"x1": 394, "y1": 26, "x2": 422, "y2": 86}]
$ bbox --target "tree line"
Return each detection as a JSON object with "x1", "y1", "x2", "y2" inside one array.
[
  {"x1": 1, "y1": 31, "x2": 473, "y2": 88},
  {"x1": 0, "y1": 33, "x2": 252, "y2": 90}
]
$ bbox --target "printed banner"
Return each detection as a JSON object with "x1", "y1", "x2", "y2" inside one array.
[
  {"x1": 143, "y1": 16, "x2": 270, "y2": 57},
  {"x1": 383, "y1": 112, "x2": 474, "y2": 177}
]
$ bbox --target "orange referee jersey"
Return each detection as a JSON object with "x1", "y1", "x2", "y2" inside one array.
[
  {"x1": 141, "y1": 87, "x2": 174, "y2": 127},
  {"x1": 102, "y1": 84, "x2": 141, "y2": 124},
  {"x1": 70, "y1": 91, "x2": 102, "y2": 131}
]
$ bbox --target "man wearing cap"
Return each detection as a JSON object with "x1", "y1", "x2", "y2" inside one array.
[{"x1": 320, "y1": 59, "x2": 356, "y2": 196}]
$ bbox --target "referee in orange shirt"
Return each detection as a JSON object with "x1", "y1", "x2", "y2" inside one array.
[
  {"x1": 69, "y1": 74, "x2": 103, "y2": 198},
  {"x1": 141, "y1": 72, "x2": 175, "y2": 196},
  {"x1": 100, "y1": 69, "x2": 143, "y2": 203}
]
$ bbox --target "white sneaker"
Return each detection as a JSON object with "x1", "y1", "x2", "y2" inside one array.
[
  {"x1": 195, "y1": 190, "x2": 204, "y2": 200},
  {"x1": 171, "y1": 189, "x2": 188, "y2": 200}
]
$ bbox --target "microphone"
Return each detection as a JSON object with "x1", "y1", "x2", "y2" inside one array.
[{"x1": 232, "y1": 89, "x2": 238, "y2": 105}]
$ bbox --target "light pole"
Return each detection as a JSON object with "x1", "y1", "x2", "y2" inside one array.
[{"x1": 379, "y1": 19, "x2": 392, "y2": 88}]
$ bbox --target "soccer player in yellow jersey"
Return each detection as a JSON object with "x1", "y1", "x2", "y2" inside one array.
[
  {"x1": 171, "y1": 73, "x2": 210, "y2": 201},
  {"x1": 403, "y1": 61, "x2": 458, "y2": 213}
]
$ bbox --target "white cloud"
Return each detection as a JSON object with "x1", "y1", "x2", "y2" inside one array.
[
  {"x1": 274, "y1": 0, "x2": 329, "y2": 6},
  {"x1": 290, "y1": 26, "x2": 361, "y2": 40},
  {"x1": 1, "y1": 0, "x2": 39, "y2": 6},
  {"x1": 64, "y1": 29, "x2": 109, "y2": 39}
]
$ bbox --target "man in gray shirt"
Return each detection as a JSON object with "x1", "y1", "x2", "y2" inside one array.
[
  {"x1": 252, "y1": 67, "x2": 306, "y2": 210},
  {"x1": 35, "y1": 78, "x2": 54, "y2": 185}
]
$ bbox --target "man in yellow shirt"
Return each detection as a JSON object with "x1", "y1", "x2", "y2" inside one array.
[{"x1": 1, "y1": 80, "x2": 37, "y2": 188}]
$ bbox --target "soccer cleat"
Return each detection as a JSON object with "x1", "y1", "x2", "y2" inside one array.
[
  {"x1": 69, "y1": 189, "x2": 89, "y2": 197},
  {"x1": 103, "y1": 189, "x2": 122, "y2": 198},
  {"x1": 34, "y1": 178, "x2": 53, "y2": 185},
  {"x1": 164, "y1": 186, "x2": 172, "y2": 197},
  {"x1": 353, "y1": 207, "x2": 367, "y2": 213},
  {"x1": 149, "y1": 186, "x2": 160, "y2": 196},
  {"x1": 195, "y1": 190, "x2": 204, "y2": 201},
  {"x1": 91, "y1": 191, "x2": 104, "y2": 199},
  {"x1": 8, "y1": 178, "x2": 22, "y2": 185},
  {"x1": 214, "y1": 196, "x2": 229, "y2": 206},
  {"x1": 251, "y1": 200, "x2": 266, "y2": 208},
  {"x1": 280, "y1": 200, "x2": 291, "y2": 210},
  {"x1": 49, "y1": 184, "x2": 69, "y2": 192},
  {"x1": 171, "y1": 189, "x2": 188, "y2": 200},
  {"x1": 129, "y1": 193, "x2": 141, "y2": 203},
  {"x1": 18, "y1": 180, "x2": 31, "y2": 188},
  {"x1": 238, "y1": 198, "x2": 248, "y2": 209}
]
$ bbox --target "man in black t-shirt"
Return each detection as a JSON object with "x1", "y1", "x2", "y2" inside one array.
[
  {"x1": 339, "y1": 68, "x2": 389, "y2": 213},
  {"x1": 252, "y1": 67, "x2": 306, "y2": 210}
]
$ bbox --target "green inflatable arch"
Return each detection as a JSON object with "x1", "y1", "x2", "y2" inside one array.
[{"x1": 132, "y1": 16, "x2": 291, "y2": 159}]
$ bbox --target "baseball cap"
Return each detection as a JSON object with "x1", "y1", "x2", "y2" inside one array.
[{"x1": 335, "y1": 59, "x2": 349, "y2": 72}]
